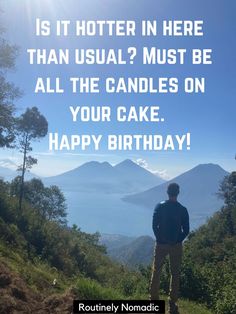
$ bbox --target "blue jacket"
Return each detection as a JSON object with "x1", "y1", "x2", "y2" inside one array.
[{"x1": 152, "y1": 200, "x2": 189, "y2": 244}]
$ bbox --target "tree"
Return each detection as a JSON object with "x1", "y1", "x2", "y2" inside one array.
[
  {"x1": 16, "y1": 107, "x2": 48, "y2": 211},
  {"x1": 43, "y1": 185, "x2": 67, "y2": 224},
  {"x1": 24, "y1": 179, "x2": 67, "y2": 224},
  {"x1": 219, "y1": 172, "x2": 236, "y2": 207},
  {"x1": 10, "y1": 177, "x2": 67, "y2": 224},
  {"x1": 218, "y1": 172, "x2": 236, "y2": 236},
  {"x1": 0, "y1": 24, "x2": 21, "y2": 147}
]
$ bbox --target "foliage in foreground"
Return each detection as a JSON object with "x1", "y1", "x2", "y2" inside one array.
[
  {"x1": 1, "y1": 173, "x2": 235, "y2": 314},
  {"x1": 0, "y1": 178, "x2": 148, "y2": 299},
  {"x1": 140, "y1": 172, "x2": 236, "y2": 314},
  {"x1": 178, "y1": 172, "x2": 236, "y2": 314}
]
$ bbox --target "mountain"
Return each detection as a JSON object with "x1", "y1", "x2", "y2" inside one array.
[
  {"x1": 123, "y1": 164, "x2": 229, "y2": 229},
  {"x1": 114, "y1": 159, "x2": 164, "y2": 190},
  {"x1": 0, "y1": 159, "x2": 18, "y2": 169},
  {"x1": 43, "y1": 163, "x2": 228, "y2": 234},
  {"x1": 108, "y1": 235, "x2": 155, "y2": 267},
  {"x1": 44, "y1": 161, "x2": 116, "y2": 191},
  {"x1": 0, "y1": 166, "x2": 17, "y2": 181},
  {"x1": 99, "y1": 234, "x2": 136, "y2": 252},
  {"x1": 0, "y1": 159, "x2": 17, "y2": 181},
  {"x1": 44, "y1": 159, "x2": 164, "y2": 193},
  {"x1": 0, "y1": 159, "x2": 39, "y2": 182}
]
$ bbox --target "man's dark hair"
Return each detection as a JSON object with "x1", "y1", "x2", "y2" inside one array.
[{"x1": 167, "y1": 183, "x2": 180, "y2": 197}]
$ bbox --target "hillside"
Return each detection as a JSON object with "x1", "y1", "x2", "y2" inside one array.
[
  {"x1": 109, "y1": 236, "x2": 155, "y2": 267},
  {"x1": 99, "y1": 233, "x2": 136, "y2": 251},
  {"x1": 0, "y1": 246, "x2": 213, "y2": 314},
  {"x1": 0, "y1": 258, "x2": 75, "y2": 313},
  {"x1": 1, "y1": 172, "x2": 235, "y2": 313},
  {"x1": 0, "y1": 176, "x2": 216, "y2": 314},
  {"x1": 178, "y1": 172, "x2": 236, "y2": 313},
  {"x1": 0, "y1": 179, "x2": 147, "y2": 312},
  {"x1": 0, "y1": 177, "x2": 149, "y2": 311},
  {"x1": 107, "y1": 172, "x2": 236, "y2": 313}
]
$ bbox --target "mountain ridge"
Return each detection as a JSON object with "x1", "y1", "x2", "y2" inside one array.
[
  {"x1": 123, "y1": 163, "x2": 228, "y2": 230},
  {"x1": 108, "y1": 235, "x2": 155, "y2": 267},
  {"x1": 43, "y1": 159, "x2": 165, "y2": 193}
]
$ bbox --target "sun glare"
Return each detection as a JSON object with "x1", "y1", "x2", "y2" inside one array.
[{"x1": 24, "y1": 0, "x2": 70, "y2": 22}]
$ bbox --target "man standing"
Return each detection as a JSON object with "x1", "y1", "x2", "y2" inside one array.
[{"x1": 150, "y1": 183, "x2": 189, "y2": 314}]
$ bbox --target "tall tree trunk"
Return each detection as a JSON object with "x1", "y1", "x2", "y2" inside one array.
[{"x1": 19, "y1": 135, "x2": 28, "y2": 211}]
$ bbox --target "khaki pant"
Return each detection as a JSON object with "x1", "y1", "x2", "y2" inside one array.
[{"x1": 150, "y1": 243, "x2": 182, "y2": 302}]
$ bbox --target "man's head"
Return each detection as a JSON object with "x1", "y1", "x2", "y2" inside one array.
[{"x1": 167, "y1": 183, "x2": 180, "y2": 199}]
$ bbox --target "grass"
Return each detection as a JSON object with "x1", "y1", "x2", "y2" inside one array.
[
  {"x1": 72, "y1": 278, "x2": 213, "y2": 314},
  {"x1": 73, "y1": 277, "x2": 124, "y2": 300},
  {"x1": 178, "y1": 299, "x2": 212, "y2": 314},
  {"x1": 0, "y1": 240, "x2": 71, "y2": 294},
  {"x1": 160, "y1": 296, "x2": 213, "y2": 314},
  {"x1": 0, "y1": 240, "x2": 213, "y2": 313}
]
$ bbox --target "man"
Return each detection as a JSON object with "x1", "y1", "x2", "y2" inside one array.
[{"x1": 150, "y1": 183, "x2": 189, "y2": 314}]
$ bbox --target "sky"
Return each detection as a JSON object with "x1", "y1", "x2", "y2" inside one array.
[{"x1": 0, "y1": 0, "x2": 235, "y2": 178}]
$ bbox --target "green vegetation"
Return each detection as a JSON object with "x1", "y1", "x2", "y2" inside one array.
[
  {"x1": 180, "y1": 172, "x2": 236, "y2": 314},
  {"x1": 0, "y1": 176, "x2": 216, "y2": 313},
  {"x1": 149, "y1": 172, "x2": 236, "y2": 314},
  {"x1": 16, "y1": 107, "x2": 48, "y2": 211},
  {"x1": 133, "y1": 172, "x2": 236, "y2": 314},
  {"x1": 0, "y1": 22, "x2": 21, "y2": 148},
  {"x1": 177, "y1": 299, "x2": 212, "y2": 314},
  {"x1": 73, "y1": 278, "x2": 123, "y2": 300},
  {"x1": 0, "y1": 178, "x2": 148, "y2": 300}
]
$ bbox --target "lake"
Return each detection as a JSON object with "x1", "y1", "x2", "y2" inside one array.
[{"x1": 64, "y1": 191, "x2": 207, "y2": 236}]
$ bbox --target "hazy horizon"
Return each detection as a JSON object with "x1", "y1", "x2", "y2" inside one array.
[{"x1": 0, "y1": 156, "x2": 231, "y2": 181}]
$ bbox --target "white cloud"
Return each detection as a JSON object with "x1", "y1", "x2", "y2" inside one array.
[
  {"x1": 0, "y1": 159, "x2": 18, "y2": 170},
  {"x1": 34, "y1": 151, "x2": 55, "y2": 156},
  {"x1": 136, "y1": 158, "x2": 148, "y2": 169},
  {"x1": 135, "y1": 158, "x2": 170, "y2": 180},
  {"x1": 151, "y1": 169, "x2": 170, "y2": 180}
]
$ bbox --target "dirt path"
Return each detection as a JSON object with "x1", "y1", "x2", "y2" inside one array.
[{"x1": 0, "y1": 262, "x2": 74, "y2": 314}]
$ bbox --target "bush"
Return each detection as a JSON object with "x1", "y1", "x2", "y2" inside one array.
[{"x1": 74, "y1": 277, "x2": 122, "y2": 300}]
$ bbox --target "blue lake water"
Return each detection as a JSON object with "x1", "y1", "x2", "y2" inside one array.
[{"x1": 64, "y1": 191, "x2": 206, "y2": 236}]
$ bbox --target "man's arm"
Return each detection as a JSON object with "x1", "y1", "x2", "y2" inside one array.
[
  {"x1": 152, "y1": 205, "x2": 160, "y2": 239},
  {"x1": 180, "y1": 208, "x2": 189, "y2": 241}
]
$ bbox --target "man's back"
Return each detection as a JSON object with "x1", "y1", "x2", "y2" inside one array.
[
  {"x1": 152, "y1": 200, "x2": 189, "y2": 244},
  {"x1": 150, "y1": 183, "x2": 190, "y2": 313}
]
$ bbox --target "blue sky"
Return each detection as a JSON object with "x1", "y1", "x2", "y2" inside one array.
[{"x1": 1, "y1": 0, "x2": 235, "y2": 178}]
